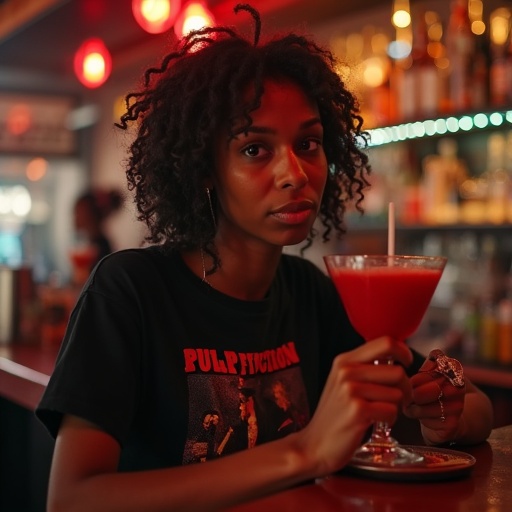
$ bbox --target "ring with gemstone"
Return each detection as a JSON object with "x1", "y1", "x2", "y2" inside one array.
[{"x1": 427, "y1": 349, "x2": 465, "y2": 388}]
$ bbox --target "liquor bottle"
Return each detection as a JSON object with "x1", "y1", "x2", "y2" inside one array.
[
  {"x1": 421, "y1": 138, "x2": 467, "y2": 225},
  {"x1": 480, "y1": 297, "x2": 498, "y2": 363},
  {"x1": 478, "y1": 236, "x2": 499, "y2": 363},
  {"x1": 505, "y1": 131, "x2": 512, "y2": 222},
  {"x1": 471, "y1": 34, "x2": 490, "y2": 110},
  {"x1": 446, "y1": 0, "x2": 474, "y2": 112},
  {"x1": 394, "y1": 57, "x2": 415, "y2": 122},
  {"x1": 360, "y1": 26, "x2": 393, "y2": 127},
  {"x1": 505, "y1": 29, "x2": 512, "y2": 105},
  {"x1": 411, "y1": 10, "x2": 440, "y2": 119},
  {"x1": 367, "y1": 28, "x2": 394, "y2": 126},
  {"x1": 489, "y1": 8, "x2": 511, "y2": 107},
  {"x1": 497, "y1": 295, "x2": 512, "y2": 364},
  {"x1": 485, "y1": 133, "x2": 508, "y2": 224}
]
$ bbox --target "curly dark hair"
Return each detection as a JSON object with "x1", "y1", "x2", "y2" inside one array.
[{"x1": 116, "y1": 3, "x2": 371, "y2": 271}]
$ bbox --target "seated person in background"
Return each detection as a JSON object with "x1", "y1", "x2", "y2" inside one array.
[{"x1": 70, "y1": 188, "x2": 123, "y2": 283}]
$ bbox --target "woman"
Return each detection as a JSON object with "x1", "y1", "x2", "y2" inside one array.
[
  {"x1": 73, "y1": 189, "x2": 124, "y2": 263},
  {"x1": 36, "y1": 5, "x2": 492, "y2": 512}
]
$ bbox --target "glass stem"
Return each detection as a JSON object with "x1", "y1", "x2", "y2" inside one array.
[
  {"x1": 370, "y1": 357, "x2": 397, "y2": 446},
  {"x1": 370, "y1": 421, "x2": 395, "y2": 446}
]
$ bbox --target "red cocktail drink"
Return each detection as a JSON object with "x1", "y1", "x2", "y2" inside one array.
[
  {"x1": 323, "y1": 254, "x2": 447, "y2": 467},
  {"x1": 329, "y1": 265, "x2": 444, "y2": 342}
]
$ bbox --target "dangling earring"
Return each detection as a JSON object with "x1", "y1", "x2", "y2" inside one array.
[{"x1": 206, "y1": 188, "x2": 217, "y2": 229}]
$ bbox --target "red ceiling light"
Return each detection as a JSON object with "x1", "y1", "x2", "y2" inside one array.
[
  {"x1": 132, "y1": 0, "x2": 181, "y2": 34},
  {"x1": 74, "y1": 38, "x2": 112, "y2": 88},
  {"x1": 174, "y1": 1, "x2": 215, "y2": 40}
]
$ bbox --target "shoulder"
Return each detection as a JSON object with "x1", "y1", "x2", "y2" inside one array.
[
  {"x1": 94, "y1": 246, "x2": 173, "y2": 275},
  {"x1": 97, "y1": 245, "x2": 166, "y2": 265},
  {"x1": 84, "y1": 246, "x2": 177, "y2": 295}
]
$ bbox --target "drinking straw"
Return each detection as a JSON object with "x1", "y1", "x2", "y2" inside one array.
[{"x1": 388, "y1": 201, "x2": 395, "y2": 256}]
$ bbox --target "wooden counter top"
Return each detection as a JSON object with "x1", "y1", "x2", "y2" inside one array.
[
  {"x1": 0, "y1": 344, "x2": 57, "y2": 410},
  {"x1": 463, "y1": 363, "x2": 512, "y2": 389},
  {"x1": 227, "y1": 425, "x2": 512, "y2": 512}
]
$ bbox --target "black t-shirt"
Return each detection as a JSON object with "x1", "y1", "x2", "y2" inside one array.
[{"x1": 36, "y1": 247, "x2": 423, "y2": 470}]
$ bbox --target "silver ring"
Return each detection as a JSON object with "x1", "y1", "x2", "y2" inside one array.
[
  {"x1": 423, "y1": 371, "x2": 446, "y2": 422},
  {"x1": 434, "y1": 380, "x2": 446, "y2": 422},
  {"x1": 428, "y1": 349, "x2": 465, "y2": 388}
]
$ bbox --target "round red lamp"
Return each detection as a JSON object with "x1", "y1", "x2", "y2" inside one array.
[
  {"x1": 74, "y1": 38, "x2": 112, "y2": 88},
  {"x1": 174, "y1": 1, "x2": 215, "y2": 39},
  {"x1": 132, "y1": 0, "x2": 181, "y2": 34}
]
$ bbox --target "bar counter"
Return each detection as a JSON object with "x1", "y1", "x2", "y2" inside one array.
[
  {"x1": 0, "y1": 344, "x2": 56, "y2": 410},
  {"x1": 0, "y1": 344, "x2": 58, "y2": 512},
  {"x1": 227, "y1": 425, "x2": 512, "y2": 512}
]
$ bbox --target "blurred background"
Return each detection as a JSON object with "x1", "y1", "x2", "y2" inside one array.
[{"x1": 1, "y1": 0, "x2": 512, "y2": 359}]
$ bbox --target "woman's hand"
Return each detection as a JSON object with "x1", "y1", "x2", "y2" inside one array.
[
  {"x1": 403, "y1": 352, "x2": 466, "y2": 445},
  {"x1": 295, "y1": 336, "x2": 413, "y2": 477}
]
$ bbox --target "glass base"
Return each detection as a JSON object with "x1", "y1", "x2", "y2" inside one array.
[{"x1": 352, "y1": 437, "x2": 425, "y2": 467}]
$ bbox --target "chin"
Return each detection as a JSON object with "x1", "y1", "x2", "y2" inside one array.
[{"x1": 279, "y1": 232, "x2": 310, "y2": 248}]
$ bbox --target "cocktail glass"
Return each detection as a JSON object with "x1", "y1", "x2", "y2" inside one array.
[{"x1": 323, "y1": 254, "x2": 447, "y2": 466}]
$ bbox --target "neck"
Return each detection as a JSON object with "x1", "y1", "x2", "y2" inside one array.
[{"x1": 182, "y1": 245, "x2": 282, "y2": 301}]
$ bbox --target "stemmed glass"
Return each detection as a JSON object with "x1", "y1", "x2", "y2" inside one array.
[{"x1": 323, "y1": 254, "x2": 447, "y2": 467}]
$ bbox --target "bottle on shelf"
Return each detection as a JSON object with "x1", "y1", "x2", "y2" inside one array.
[
  {"x1": 359, "y1": 25, "x2": 394, "y2": 128},
  {"x1": 477, "y1": 235, "x2": 500, "y2": 363},
  {"x1": 505, "y1": 131, "x2": 512, "y2": 222},
  {"x1": 394, "y1": 57, "x2": 415, "y2": 122},
  {"x1": 489, "y1": 7, "x2": 512, "y2": 108},
  {"x1": 443, "y1": 0, "x2": 474, "y2": 112},
  {"x1": 497, "y1": 295, "x2": 512, "y2": 365},
  {"x1": 480, "y1": 295, "x2": 498, "y2": 363},
  {"x1": 411, "y1": 10, "x2": 441, "y2": 119},
  {"x1": 470, "y1": 33, "x2": 490, "y2": 110},
  {"x1": 485, "y1": 133, "x2": 509, "y2": 225},
  {"x1": 367, "y1": 28, "x2": 395, "y2": 127},
  {"x1": 421, "y1": 138, "x2": 467, "y2": 225}
]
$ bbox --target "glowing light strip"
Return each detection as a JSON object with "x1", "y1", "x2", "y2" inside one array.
[{"x1": 364, "y1": 110, "x2": 512, "y2": 147}]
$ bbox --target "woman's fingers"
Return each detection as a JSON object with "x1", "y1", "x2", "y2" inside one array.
[
  {"x1": 410, "y1": 372, "x2": 465, "y2": 404},
  {"x1": 405, "y1": 370, "x2": 465, "y2": 436},
  {"x1": 335, "y1": 336, "x2": 413, "y2": 368},
  {"x1": 301, "y1": 341, "x2": 415, "y2": 474}
]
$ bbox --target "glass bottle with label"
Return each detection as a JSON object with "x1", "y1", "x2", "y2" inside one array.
[
  {"x1": 446, "y1": 0, "x2": 474, "y2": 112},
  {"x1": 412, "y1": 10, "x2": 440, "y2": 119}
]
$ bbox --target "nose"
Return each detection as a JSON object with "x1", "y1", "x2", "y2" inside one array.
[{"x1": 274, "y1": 150, "x2": 309, "y2": 190}]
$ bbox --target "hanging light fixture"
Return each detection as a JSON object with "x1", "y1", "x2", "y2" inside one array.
[
  {"x1": 174, "y1": 1, "x2": 215, "y2": 40},
  {"x1": 132, "y1": 0, "x2": 181, "y2": 34},
  {"x1": 74, "y1": 38, "x2": 112, "y2": 88}
]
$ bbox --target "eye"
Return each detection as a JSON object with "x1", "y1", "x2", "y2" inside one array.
[
  {"x1": 241, "y1": 143, "x2": 270, "y2": 158},
  {"x1": 298, "y1": 138, "x2": 322, "y2": 152}
]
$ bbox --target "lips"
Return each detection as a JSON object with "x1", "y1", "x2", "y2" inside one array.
[{"x1": 270, "y1": 200, "x2": 315, "y2": 224}]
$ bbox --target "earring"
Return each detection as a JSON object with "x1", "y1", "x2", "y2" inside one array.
[{"x1": 206, "y1": 188, "x2": 217, "y2": 229}]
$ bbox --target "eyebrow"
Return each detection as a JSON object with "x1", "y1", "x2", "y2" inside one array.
[{"x1": 242, "y1": 117, "x2": 323, "y2": 135}]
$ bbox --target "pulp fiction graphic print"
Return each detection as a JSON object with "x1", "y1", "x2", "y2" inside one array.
[{"x1": 182, "y1": 342, "x2": 310, "y2": 464}]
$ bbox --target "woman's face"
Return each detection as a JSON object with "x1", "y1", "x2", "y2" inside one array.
[{"x1": 214, "y1": 79, "x2": 328, "y2": 251}]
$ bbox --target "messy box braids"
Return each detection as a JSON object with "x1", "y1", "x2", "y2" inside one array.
[{"x1": 116, "y1": 3, "x2": 371, "y2": 269}]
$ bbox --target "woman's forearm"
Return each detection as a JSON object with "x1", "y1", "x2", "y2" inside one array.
[{"x1": 48, "y1": 432, "x2": 316, "y2": 512}]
